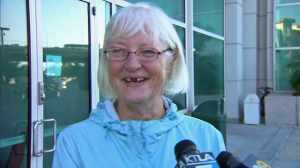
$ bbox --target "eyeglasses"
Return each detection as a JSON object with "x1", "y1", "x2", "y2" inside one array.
[{"x1": 103, "y1": 47, "x2": 173, "y2": 62}]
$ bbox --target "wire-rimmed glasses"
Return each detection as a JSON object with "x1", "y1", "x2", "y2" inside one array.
[{"x1": 103, "y1": 47, "x2": 173, "y2": 62}]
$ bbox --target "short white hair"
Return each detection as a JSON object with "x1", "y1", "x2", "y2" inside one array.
[{"x1": 98, "y1": 3, "x2": 189, "y2": 99}]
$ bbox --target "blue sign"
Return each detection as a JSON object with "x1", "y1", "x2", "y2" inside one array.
[{"x1": 45, "y1": 54, "x2": 62, "y2": 77}]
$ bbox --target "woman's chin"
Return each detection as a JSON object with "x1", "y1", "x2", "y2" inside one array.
[{"x1": 122, "y1": 95, "x2": 149, "y2": 104}]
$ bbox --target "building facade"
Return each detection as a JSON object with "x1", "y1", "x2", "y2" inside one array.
[{"x1": 225, "y1": 0, "x2": 300, "y2": 125}]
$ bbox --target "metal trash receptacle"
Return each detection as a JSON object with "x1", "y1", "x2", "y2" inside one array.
[
  {"x1": 244, "y1": 94, "x2": 260, "y2": 124},
  {"x1": 191, "y1": 98, "x2": 226, "y2": 143}
]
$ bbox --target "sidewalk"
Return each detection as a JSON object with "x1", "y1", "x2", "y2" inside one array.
[{"x1": 226, "y1": 123, "x2": 300, "y2": 168}]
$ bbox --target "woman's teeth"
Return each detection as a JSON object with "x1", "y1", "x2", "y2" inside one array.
[{"x1": 123, "y1": 77, "x2": 147, "y2": 83}]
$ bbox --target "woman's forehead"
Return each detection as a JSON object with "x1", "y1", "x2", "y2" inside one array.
[{"x1": 108, "y1": 32, "x2": 167, "y2": 48}]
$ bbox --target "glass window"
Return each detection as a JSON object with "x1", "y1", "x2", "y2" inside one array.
[
  {"x1": 193, "y1": 32, "x2": 224, "y2": 105},
  {"x1": 0, "y1": 0, "x2": 28, "y2": 167},
  {"x1": 42, "y1": 0, "x2": 90, "y2": 166},
  {"x1": 97, "y1": 1, "x2": 111, "y2": 49},
  {"x1": 275, "y1": 5, "x2": 300, "y2": 47},
  {"x1": 275, "y1": 50, "x2": 300, "y2": 91},
  {"x1": 193, "y1": 0, "x2": 224, "y2": 36},
  {"x1": 174, "y1": 25, "x2": 185, "y2": 47},
  {"x1": 104, "y1": 2, "x2": 111, "y2": 26},
  {"x1": 275, "y1": 3, "x2": 300, "y2": 91},
  {"x1": 277, "y1": 0, "x2": 300, "y2": 4},
  {"x1": 125, "y1": 0, "x2": 185, "y2": 22},
  {"x1": 97, "y1": 1, "x2": 111, "y2": 101},
  {"x1": 171, "y1": 25, "x2": 186, "y2": 110},
  {"x1": 42, "y1": 0, "x2": 90, "y2": 128}
]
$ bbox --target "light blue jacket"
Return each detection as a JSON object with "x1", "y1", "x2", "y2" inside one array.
[{"x1": 52, "y1": 98, "x2": 225, "y2": 168}]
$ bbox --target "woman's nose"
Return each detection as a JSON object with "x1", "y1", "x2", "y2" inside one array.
[{"x1": 123, "y1": 53, "x2": 142, "y2": 71}]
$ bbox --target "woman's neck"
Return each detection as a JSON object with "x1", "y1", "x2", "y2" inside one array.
[{"x1": 116, "y1": 97, "x2": 165, "y2": 121}]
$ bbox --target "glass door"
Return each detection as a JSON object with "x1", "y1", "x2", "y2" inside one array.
[
  {"x1": 1, "y1": 0, "x2": 92, "y2": 167},
  {"x1": 0, "y1": 0, "x2": 29, "y2": 167},
  {"x1": 29, "y1": 0, "x2": 92, "y2": 167},
  {"x1": 39, "y1": 0, "x2": 91, "y2": 167}
]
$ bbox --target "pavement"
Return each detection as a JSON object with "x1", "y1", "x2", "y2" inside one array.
[{"x1": 226, "y1": 123, "x2": 300, "y2": 168}]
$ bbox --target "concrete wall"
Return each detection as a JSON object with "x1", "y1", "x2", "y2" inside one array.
[
  {"x1": 225, "y1": 0, "x2": 275, "y2": 120},
  {"x1": 242, "y1": 0, "x2": 257, "y2": 97},
  {"x1": 225, "y1": 0, "x2": 243, "y2": 119},
  {"x1": 257, "y1": 0, "x2": 274, "y2": 89}
]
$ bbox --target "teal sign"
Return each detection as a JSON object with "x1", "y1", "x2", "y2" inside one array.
[{"x1": 45, "y1": 54, "x2": 62, "y2": 76}]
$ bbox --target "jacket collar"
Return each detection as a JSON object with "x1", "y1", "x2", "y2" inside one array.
[{"x1": 89, "y1": 97, "x2": 184, "y2": 138}]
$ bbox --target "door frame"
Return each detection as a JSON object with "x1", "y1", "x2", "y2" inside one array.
[
  {"x1": 28, "y1": 0, "x2": 96, "y2": 167},
  {"x1": 28, "y1": 0, "x2": 43, "y2": 167}
]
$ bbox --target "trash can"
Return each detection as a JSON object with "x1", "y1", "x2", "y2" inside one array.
[
  {"x1": 244, "y1": 94, "x2": 260, "y2": 124},
  {"x1": 191, "y1": 98, "x2": 226, "y2": 143}
]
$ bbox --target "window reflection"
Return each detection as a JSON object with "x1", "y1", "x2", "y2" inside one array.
[
  {"x1": 275, "y1": 3, "x2": 300, "y2": 91},
  {"x1": 193, "y1": 0, "x2": 224, "y2": 36},
  {"x1": 42, "y1": 0, "x2": 90, "y2": 107},
  {"x1": 194, "y1": 32, "x2": 224, "y2": 105},
  {"x1": 42, "y1": 0, "x2": 91, "y2": 166},
  {"x1": 97, "y1": 1, "x2": 110, "y2": 49},
  {"x1": 0, "y1": 0, "x2": 28, "y2": 167},
  {"x1": 43, "y1": 45, "x2": 89, "y2": 95},
  {"x1": 174, "y1": 25, "x2": 185, "y2": 48},
  {"x1": 275, "y1": 50, "x2": 300, "y2": 90},
  {"x1": 172, "y1": 25, "x2": 186, "y2": 110},
  {"x1": 125, "y1": 0, "x2": 185, "y2": 21},
  {"x1": 97, "y1": 1, "x2": 111, "y2": 102},
  {"x1": 277, "y1": 0, "x2": 300, "y2": 4},
  {"x1": 276, "y1": 5, "x2": 300, "y2": 47}
]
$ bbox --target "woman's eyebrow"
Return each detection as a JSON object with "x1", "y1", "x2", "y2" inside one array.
[
  {"x1": 110, "y1": 43, "x2": 155, "y2": 49},
  {"x1": 139, "y1": 44, "x2": 154, "y2": 48},
  {"x1": 108, "y1": 42, "x2": 126, "y2": 48}
]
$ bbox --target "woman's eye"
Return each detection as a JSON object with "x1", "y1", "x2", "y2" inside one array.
[
  {"x1": 111, "y1": 49, "x2": 124, "y2": 53},
  {"x1": 141, "y1": 49, "x2": 156, "y2": 55}
]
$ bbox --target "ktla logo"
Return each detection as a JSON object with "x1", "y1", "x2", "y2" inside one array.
[{"x1": 185, "y1": 152, "x2": 216, "y2": 164}]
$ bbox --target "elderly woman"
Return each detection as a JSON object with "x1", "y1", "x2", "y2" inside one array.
[{"x1": 52, "y1": 3, "x2": 225, "y2": 168}]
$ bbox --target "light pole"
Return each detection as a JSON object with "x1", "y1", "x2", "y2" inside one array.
[{"x1": 0, "y1": 26, "x2": 10, "y2": 46}]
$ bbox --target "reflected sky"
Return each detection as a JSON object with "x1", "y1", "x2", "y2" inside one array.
[
  {"x1": 42, "y1": 0, "x2": 88, "y2": 48},
  {"x1": 0, "y1": 0, "x2": 27, "y2": 45},
  {"x1": 277, "y1": 0, "x2": 300, "y2": 4},
  {"x1": 276, "y1": 5, "x2": 300, "y2": 24},
  {"x1": 0, "y1": 0, "x2": 106, "y2": 48}
]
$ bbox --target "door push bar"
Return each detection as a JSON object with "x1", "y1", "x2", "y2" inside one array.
[{"x1": 33, "y1": 119, "x2": 57, "y2": 157}]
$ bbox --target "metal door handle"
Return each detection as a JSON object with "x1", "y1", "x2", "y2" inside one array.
[
  {"x1": 33, "y1": 119, "x2": 57, "y2": 157},
  {"x1": 38, "y1": 82, "x2": 45, "y2": 105}
]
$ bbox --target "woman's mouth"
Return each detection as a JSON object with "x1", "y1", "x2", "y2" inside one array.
[{"x1": 122, "y1": 77, "x2": 149, "y2": 84}]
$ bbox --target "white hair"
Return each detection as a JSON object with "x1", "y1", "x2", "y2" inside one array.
[{"x1": 98, "y1": 3, "x2": 189, "y2": 99}]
